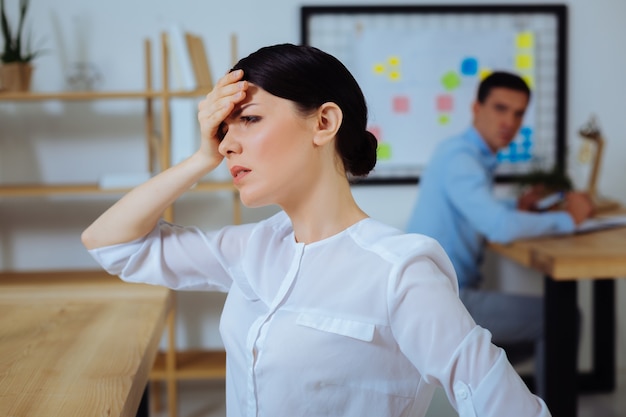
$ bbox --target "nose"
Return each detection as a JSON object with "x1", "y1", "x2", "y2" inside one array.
[
  {"x1": 502, "y1": 112, "x2": 517, "y2": 130},
  {"x1": 217, "y1": 131, "x2": 242, "y2": 157}
]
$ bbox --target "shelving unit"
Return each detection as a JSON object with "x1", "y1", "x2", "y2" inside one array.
[{"x1": 0, "y1": 33, "x2": 235, "y2": 417}]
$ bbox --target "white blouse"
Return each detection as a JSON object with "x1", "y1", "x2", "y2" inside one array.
[{"x1": 89, "y1": 211, "x2": 550, "y2": 417}]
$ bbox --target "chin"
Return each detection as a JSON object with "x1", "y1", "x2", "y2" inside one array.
[{"x1": 237, "y1": 189, "x2": 272, "y2": 209}]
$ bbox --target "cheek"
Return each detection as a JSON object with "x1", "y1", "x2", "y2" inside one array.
[{"x1": 256, "y1": 122, "x2": 309, "y2": 163}]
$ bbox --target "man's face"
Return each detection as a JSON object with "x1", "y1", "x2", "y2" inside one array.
[{"x1": 472, "y1": 87, "x2": 529, "y2": 153}]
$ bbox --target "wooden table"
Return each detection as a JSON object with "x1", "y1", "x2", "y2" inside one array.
[
  {"x1": 0, "y1": 270, "x2": 173, "y2": 417},
  {"x1": 490, "y1": 224, "x2": 626, "y2": 417}
]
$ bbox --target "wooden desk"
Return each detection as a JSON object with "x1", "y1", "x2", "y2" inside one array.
[
  {"x1": 490, "y1": 225, "x2": 626, "y2": 417},
  {"x1": 0, "y1": 270, "x2": 173, "y2": 417}
]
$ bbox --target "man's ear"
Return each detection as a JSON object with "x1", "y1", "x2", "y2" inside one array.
[
  {"x1": 313, "y1": 102, "x2": 342, "y2": 146},
  {"x1": 471, "y1": 100, "x2": 482, "y2": 119}
]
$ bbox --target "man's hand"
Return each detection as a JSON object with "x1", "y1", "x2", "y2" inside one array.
[
  {"x1": 564, "y1": 192, "x2": 594, "y2": 225},
  {"x1": 518, "y1": 184, "x2": 547, "y2": 211}
]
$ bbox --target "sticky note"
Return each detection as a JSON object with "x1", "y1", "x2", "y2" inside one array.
[
  {"x1": 438, "y1": 114, "x2": 451, "y2": 125},
  {"x1": 460, "y1": 57, "x2": 478, "y2": 76},
  {"x1": 373, "y1": 63, "x2": 385, "y2": 75},
  {"x1": 519, "y1": 126, "x2": 533, "y2": 139},
  {"x1": 393, "y1": 96, "x2": 409, "y2": 113},
  {"x1": 388, "y1": 70, "x2": 401, "y2": 81},
  {"x1": 377, "y1": 142, "x2": 392, "y2": 160},
  {"x1": 441, "y1": 71, "x2": 461, "y2": 91},
  {"x1": 515, "y1": 54, "x2": 533, "y2": 70},
  {"x1": 436, "y1": 94, "x2": 453, "y2": 112},
  {"x1": 522, "y1": 74, "x2": 534, "y2": 89},
  {"x1": 479, "y1": 68, "x2": 492, "y2": 80},
  {"x1": 368, "y1": 125, "x2": 382, "y2": 142},
  {"x1": 388, "y1": 56, "x2": 400, "y2": 67},
  {"x1": 516, "y1": 32, "x2": 534, "y2": 49}
]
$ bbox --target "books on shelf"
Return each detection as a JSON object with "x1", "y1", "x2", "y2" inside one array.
[
  {"x1": 168, "y1": 25, "x2": 213, "y2": 90},
  {"x1": 168, "y1": 23, "x2": 196, "y2": 90},
  {"x1": 185, "y1": 33, "x2": 213, "y2": 89}
]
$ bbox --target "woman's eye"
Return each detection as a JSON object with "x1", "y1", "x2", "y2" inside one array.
[{"x1": 241, "y1": 115, "x2": 259, "y2": 124}]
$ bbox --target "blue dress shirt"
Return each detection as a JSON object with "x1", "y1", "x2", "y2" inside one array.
[{"x1": 406, "y1": 127, "x2": 574, "y2": 289}]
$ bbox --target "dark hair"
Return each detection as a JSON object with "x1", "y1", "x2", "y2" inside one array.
[
  {"x1": 231, "y1": 43, "x2": 377, "y2": 177},
  {"x1": 476, "y1": 71, "x2": 531, "y2": 103}
]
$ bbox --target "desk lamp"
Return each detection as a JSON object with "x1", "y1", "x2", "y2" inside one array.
[{"x1": 578, "y1": 115, "x2": 619, "y2": 212}]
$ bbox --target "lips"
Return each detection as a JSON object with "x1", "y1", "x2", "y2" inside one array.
[{"x1": 230, "y1": 165, "x2": 251, "y2": 183}]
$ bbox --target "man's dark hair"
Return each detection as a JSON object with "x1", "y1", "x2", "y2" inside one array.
[{"x1": 476, "y1": 71, "x2": 531, "y2": 103}]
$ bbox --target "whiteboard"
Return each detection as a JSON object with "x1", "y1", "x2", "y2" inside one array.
[{"x1": 301, "y1": 5, "x2": 567, "y2": 183}]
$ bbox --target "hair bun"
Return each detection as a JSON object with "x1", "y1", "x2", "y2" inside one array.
[{"x1": 345, "y1": 130, "x2": 378, "y2": 177}]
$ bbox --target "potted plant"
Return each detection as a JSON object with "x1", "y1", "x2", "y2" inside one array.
[{"x1": 0, "y1": 0, "x2": 39, "y2": 91}]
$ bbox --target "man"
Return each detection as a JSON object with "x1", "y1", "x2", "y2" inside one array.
[{"x1": 406, "y1": 71, "x2": 593, "y2": 397}]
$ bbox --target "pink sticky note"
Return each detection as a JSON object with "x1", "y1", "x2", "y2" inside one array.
[
  {"x1": 436, "y1": 94, "x2": 453, "y2": 112},
  {"x1": 369, "y1": 126, "x2": 382, "y2": 142},
  {"x1": 393, "y1": 96, "x2": 410, "y2": 113}
]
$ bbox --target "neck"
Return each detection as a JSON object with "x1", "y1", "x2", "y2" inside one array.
[{"x1": 283, "y1": 172, "x2": 368, "y2": 245}]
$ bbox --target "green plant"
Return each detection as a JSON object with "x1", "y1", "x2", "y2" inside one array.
[
  {"x1": 518, "y1": 166, "x2": 573, "y2": 192},
  {"x1": 1, "y1": 0, "x2": 38, "y2": 63}
]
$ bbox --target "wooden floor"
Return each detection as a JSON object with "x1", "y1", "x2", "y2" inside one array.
[{"x1": 150, "y1": 370, "x2": 626, "y2": 417}]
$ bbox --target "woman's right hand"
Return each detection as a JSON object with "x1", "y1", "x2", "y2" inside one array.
[{"x1": 196, "y1": 69, "x2": 248, "y2": 168}]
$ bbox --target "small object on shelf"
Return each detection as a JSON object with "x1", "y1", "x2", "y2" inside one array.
[
  {"x1": 66, "y1": 61, "x2": 103, "y2": 91},
  {"x1": 0, "y1": 61, "x2": 32, "y2": 91},
  {"x1": 0, "y1": 0, "x2": 43, "y2": 92},
  {"x1": 578, "y1": 115, "x2": 620, "y2": 213}
]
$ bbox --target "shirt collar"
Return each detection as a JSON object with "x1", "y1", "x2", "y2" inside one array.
[{"x1": 465, "y1": 126, "x2": 498, "y2": 173}]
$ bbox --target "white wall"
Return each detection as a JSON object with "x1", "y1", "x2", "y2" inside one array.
[{"x1": 1, "y1": 0, "x2": 625, "y2": 368}]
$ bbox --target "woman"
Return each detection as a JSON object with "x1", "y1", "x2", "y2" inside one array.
[{"x1": 82, "y1": 44, "x2": 550, "y2": 417}]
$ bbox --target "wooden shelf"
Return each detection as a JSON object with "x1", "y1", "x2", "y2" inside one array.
[
  {"x1": 193, "y1": 181, "x2": 236, "y2": 192},
  {"x1": 0, "y1": 89, "x2": 210, "y2": 101},
  {"x1": 0, "y1": 181, "x2": 235, "y2": 197},
  {"x1": 0, "y1": 183, "x2": 129, "y2": 197},
  {"x1": 0, "y1": 33, "x2": 233, "y2": 417},
  {"x1": 150, "y1": 350, "x2": 226, "y2": 380}
]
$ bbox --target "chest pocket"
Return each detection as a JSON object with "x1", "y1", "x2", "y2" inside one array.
[{"x1": 296, "y1": 312, "x2": 375, "y2": 342}]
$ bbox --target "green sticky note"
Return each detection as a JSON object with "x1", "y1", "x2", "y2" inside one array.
[
  {"x1": 441, "y1": 71, "x2": 461, "y2": 91},
  {"x1": 377, "y1": 142, "x2": 392, "y2": 160}
]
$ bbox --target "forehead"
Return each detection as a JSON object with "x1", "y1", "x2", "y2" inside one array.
[
  {"x1": 234, "y1": 83, "x2": 288, "y2": 110},
  {"x1": 483, "y1": 87, "x2": 529, "y2": 106}
]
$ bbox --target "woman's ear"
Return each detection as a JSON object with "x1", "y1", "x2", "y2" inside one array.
[{"x1": 313, "y1": 102, "x2": 342, "y2": 146}]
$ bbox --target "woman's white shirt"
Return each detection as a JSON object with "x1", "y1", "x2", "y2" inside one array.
[{"x1": 89, "y1": 211, "x2": 550, "y2": 417}]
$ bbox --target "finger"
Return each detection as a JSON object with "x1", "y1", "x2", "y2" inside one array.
[
  {"x1": 214, "y1": 69, "x2": 244, "y2": 89},
  {"x1": 198, "y1": 88, "x2": 246, "y2": 123}
]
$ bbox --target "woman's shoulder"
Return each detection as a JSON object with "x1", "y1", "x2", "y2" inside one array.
[
  {"x1": 353, "y1": 218, "x2": 448, "y2": 261},
  {"x1": 353, "y1": 219, "x2": 458, "y2": 289}
]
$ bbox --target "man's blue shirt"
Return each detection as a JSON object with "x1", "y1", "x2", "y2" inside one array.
[{"x1": 406, "y1": 127, "x2": 574, "y2": 289}]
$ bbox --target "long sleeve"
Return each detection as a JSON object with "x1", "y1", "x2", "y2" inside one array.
[
  {"x1": 387, "y1": 247, "x2": 550, "y2": 416},
  {"x1": 88, "y1": 219, "x2": 256, "y2": 292},
  {"x1": 443, "y1": 150, "x2": 573, "y2": 244}
]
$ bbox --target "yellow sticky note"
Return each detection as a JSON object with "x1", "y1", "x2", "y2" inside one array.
[
  {"x1": 516, "y1": 32, "x2": 534, "y2": 49},
  {"x1": 515, "y1": 54, "x2": 533, "y2": 70},
  {"x1": 373, "y1": 63, "x2": 385, "y2": 74},
  {"x1": 388, "y1": 71, "x2": 401, "y2": 81},
  {"x1": 479, "y1": 68, "x2": 492, "y2": 80},
  {"x1": 522, "y1": 74, "x2": 534, "y2": 89},
  {"x1": 388, "y1": 56, "x2": 400, "y2": 67},
  {"x1": 438, "y1": 114, "x2": 451, "y2": 125}
]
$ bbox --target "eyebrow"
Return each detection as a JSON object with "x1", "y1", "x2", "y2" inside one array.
[{"x1": 229, "y1": 102, "x2": 257, "y2": 119}]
